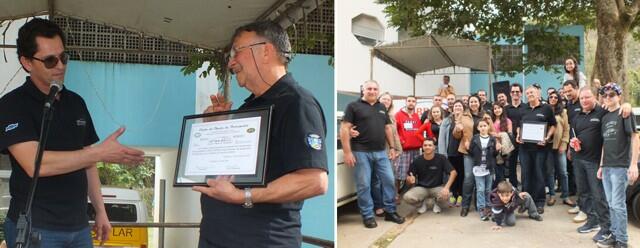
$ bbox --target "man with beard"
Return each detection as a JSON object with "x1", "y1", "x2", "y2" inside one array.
[{"x1": 395, "y1": 96, "x2": 423, "y2": 195}]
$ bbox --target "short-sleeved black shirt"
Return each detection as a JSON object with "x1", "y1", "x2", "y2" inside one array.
[
  {"x1": 408, "y1": 153, "x2": 454, "y2": 188},
  {"x1": 565, "y1": 99, "x2": 582, "y2": 124},
  {"x1": 571, "y1": 105, "x2": 606, "y2": 162},
  {"x1": 602, "y1": 109, "x2": 637, "y2": 167},
  {"x1": 0, "y1": 77, "x2": 99, "y2": 231},
  {"x1": 505, "y1": 102, "x2": 526, "y2": 132},
  {"x1": 343, "y1": 99, "x2": 391, "y2": 151},
  {"x1": 520, "y1": 103, "x2": 557, "y2": 151},
  {"x1": 200, "y1": 73, "x2": 328, "y2": 247}
]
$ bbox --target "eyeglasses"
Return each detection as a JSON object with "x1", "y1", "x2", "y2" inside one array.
[
  {"x1": 510, "y1": 90, "x2": 521, "y2": 94},
  {"x1": 549, "y1": 96, "x2": 558, "y2": 99},
  {"x1": 602, "y1": 92, "x2": 619, "y2": 99},
  {"x1": 228, "y1": 42, "x2": 267, "y2": 60},
  {"x1": 30, "y1": 53, "x2": 69, "y2": 69}
]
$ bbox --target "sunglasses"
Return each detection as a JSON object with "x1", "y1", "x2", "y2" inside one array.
[
  {"x1": 30, "y1": 53, "x2": 69, "y2": 69},
  {"x1": 549, "y1": 95, "x2": 558, "y2": 99},
  {"x1": 228, "y1": 42, "x2": 267, "y2": 60},
  {"x1": 602, "y1": 92, "x2": 619, "y2": 98}
]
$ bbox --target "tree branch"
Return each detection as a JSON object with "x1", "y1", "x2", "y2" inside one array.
[
  {"x1": 618, "y1": 0, "x2": 627, "y2": 14},
  {"x1": 629, "y1": 0, "x2": 640, "y2": 20}
]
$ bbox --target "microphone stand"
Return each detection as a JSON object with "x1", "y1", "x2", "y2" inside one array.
[{"x1": 14, "y1": 99, "x2": 57, "y2": 248}]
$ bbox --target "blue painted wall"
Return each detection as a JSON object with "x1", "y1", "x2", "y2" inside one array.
[
  {"x1": 64, "y1": 61, "x2": 196, "y2": 147},
  {"x1": 230, "y1": 54, "x2": 335, "y2": 244},
  {"x1": 66, "y1": 55, "x2": 334, "y2": 244},
  {"x1": 470, "y1": 25, "x2": 585, "y2": 100}
]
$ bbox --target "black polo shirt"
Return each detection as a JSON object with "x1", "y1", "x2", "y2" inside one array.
[
  {"x1": 343, "y1": 99, "x2": 390, "y2": 151},
  {"x1": 570, "y1": 105, "x2": 606, "y2": 162},
  {"x1": 0, "y1": 77, "x2": 99, "y2": 231},
  {"x1": 506, "y1": 102, "x2": 526, "y2": 132},
  {"x1": 565, "y1": 98, "x2": 582, "y2": 124},
  {"x1": 409, "y1": 153, "x2": 453, "y2": 188},
  {"x1": 200, "y1": 73, "x2": 328, "y2": 247},
  {"x1": 520, "y1": 102, "x2": 556, "y2": 151}
]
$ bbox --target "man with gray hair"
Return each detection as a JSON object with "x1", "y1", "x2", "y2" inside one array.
[
  {"x1": 516, "y1": 85, "x2": 556, "y2": 214},
  {"x1": 195, "y1": 21, "x2": 328, "y2": 247},
  {"x1": 341, "y1": 80, "x2": 405, "y2": 228}
]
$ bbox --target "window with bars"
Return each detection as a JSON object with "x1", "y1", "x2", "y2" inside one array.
[
  {"x1": 494, "y1": 45, "x2": 523, "y2": 71},
  {"x1": 52, "y1": 1, "x2": 333, "y2": 66}
]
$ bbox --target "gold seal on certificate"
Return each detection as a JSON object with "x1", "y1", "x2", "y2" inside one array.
[
  {"x1": 174, "y1": 106, "x2": 273, "y2": 187},
  {"x1": 521, "y1": 121, "x2": 547, "y2": 143}
]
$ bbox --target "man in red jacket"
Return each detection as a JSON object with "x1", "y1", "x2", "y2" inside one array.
[{"x1": 394, "y1": 95, "x2": 423, "y2": 195}]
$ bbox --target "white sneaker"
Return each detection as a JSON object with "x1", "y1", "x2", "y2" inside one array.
[
  {"x1": 573, "y1": 211, "x2": 587, "y2": 223},
  {"x1": 568, "y1": 206, "x2": 580, "y2": 214},
  {"x1": 433, "y1": 202, "x2": 441, "y2": 214},
  {"x1": 417, "y1": 200, "x2": 428, "y2": 214}
]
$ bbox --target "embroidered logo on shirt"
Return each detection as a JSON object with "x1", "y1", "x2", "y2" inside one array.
[
  {"x1": 5, "y1": 123, "x2": 18, "y2": 132},
  {"x1": 536, "y1": 113, "x2": 545, "y2": 117},
  {"x1": 76, "y1": 119, "x2": 86, "y2": 126},
  {"x1": 306, "y1": 134, "x2": 322, "y2": 150},
  {"x1": 590, "y1": 118, "x2": 600, "y2": 122},
  {"x1": 378, "y1": 110, "x2": 386, "y2": 115}
]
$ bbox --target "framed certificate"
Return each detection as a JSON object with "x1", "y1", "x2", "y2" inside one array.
[
  {"x1": 174, "y1": 106, "x2": 273, "y2": 187},
  {"x1": 521, "y1": 121, "x2": 547, "y2": 143}
]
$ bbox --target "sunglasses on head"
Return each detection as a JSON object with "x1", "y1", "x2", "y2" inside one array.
[{"x1": 30, "y1": 53, "x2": 69, "y2": 69}]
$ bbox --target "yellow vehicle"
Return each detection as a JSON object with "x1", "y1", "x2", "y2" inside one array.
[{"x1": 88, "y1": 187, "x2": 148, "y2": 248}]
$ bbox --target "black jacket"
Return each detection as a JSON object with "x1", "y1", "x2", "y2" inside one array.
[
  {"x1": 489, "y1": 187, "x2": 523, "y2": 226},
  {"x1": 468, "y1": 134, "x2": 498, "y2": 170}
]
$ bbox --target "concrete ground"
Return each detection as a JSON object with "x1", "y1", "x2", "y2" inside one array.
[{"x1": 337, "y1": 198, "x2": 640, "y2": 248}]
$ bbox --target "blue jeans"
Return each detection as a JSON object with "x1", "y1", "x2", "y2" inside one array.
[
  {"x1": 461, "y1": 155, "x2": 475, "y2": 209},
  {"x1": 546, "y1": 149, "x2": 569, "y2": 199},
  {"x1": 508, "y1": 146, "x2": 520, "y2": 187},
  {"x1": 602, "y1": 167, "x2": 629, "y2": 243},
  {"x1": 475, "y1": 173, "x2": 493, "y2": 210},
  {"x1": 573, "y1": 159, "x2": 611, "y2": 232},
  {"x1": 353, "y1": 150, "x2": 396, "y2": 218},
  {"x1": 372, "y1": 165, "x2": 383, "y2": 210},
  {"x1": 3, "y1": 218, "x2": 93, "y2": 248},
  {"x1": 519, "y1": 148, "x2": 547, "y2": 207}
]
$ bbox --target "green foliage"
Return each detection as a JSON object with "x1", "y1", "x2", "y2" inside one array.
[
  {"x1": 180, "y1": 49, "x2": 229, "y2": 83},
  {"x1": 377, "y1": 0, "x2": 594, "y2": 75},
  {"x1": 97, "y1": 157, "x2": 155, "y2": 218},
  {"x1": 627, "y1": 68, "x2": 640, "y2": 106}
]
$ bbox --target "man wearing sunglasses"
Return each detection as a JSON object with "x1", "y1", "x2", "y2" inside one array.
[
  {"x1": 192, "y1": 21, "x2": 328, "y2": 247},
  {"x1": 0, "y1": 18, "x2": 145, "y2": 247}
]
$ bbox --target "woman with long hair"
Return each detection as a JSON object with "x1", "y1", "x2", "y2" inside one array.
[
  {"x1": 545, "y1": 91, "x2": 575, "y2": 207},
  {"x1": 564, "y1": 57, "x2": 586, "y2": 88},
  {"x1": 491, "y1": 103, "x2": 513, "y2": 187},
  {"x1": 415, "y1": 105, "x2": 444, "y2": 144},
  {"x1": 438, "y1": 100, "x2": 473, "y2": 211}
]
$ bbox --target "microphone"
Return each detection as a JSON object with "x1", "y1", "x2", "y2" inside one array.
[{"x1": 44, "y1": 80, "x2": 62, "y2": 109}]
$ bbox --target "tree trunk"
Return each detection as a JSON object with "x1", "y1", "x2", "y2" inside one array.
[{"x1": 593, "y1": 0, "x2": 630, "y2": 100}]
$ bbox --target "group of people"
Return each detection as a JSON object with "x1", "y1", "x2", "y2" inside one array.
[{"x1": 342, "y1": 61, "x2": 638, "y2": 247}]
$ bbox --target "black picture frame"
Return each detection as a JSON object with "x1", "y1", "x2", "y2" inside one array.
[
  {"x1": 521, "y1": 121, "x2": 547, "y2": 144},
  {"x1": 173, "y1": 105, "x2": 272, "y2": 187}
]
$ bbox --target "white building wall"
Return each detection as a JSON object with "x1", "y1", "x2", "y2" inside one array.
[
  {"x1": 336, "y1": 2, "x2": 471, "y2": 98},
  {"x1": 336, "y1": 1, "x2": 413, "y2": 96}
]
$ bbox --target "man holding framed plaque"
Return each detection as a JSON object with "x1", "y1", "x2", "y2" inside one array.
[
  {"x1": 516, "y1": 85, "x2": 556, "y2": 214},
  {"x1": 191, "y1": 21, "x2": 328, "y2": 247}
]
